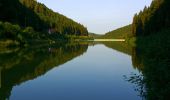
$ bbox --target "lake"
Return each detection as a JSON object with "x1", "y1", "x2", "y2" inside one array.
[{"x1": 0, "y1": 42, "x2": 143, "y2": 100}]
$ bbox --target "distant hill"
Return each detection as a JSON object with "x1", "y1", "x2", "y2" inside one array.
[
  {"x1": 99, "y1": 25, "x2": 132, "y2": 39},
  {"x1": 88, "y1": 33, "x2": 102, "y2": 39}
]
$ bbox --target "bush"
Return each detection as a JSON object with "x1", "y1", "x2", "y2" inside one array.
[
  {"x1": 0, "y1": 22, "x2": 4, "y2": 38},
  {"x1": 2, "y1": 22, "x2": 21, "y2": 39},
  {"x1": 23, "y1": 27, "x2": 34, "y2": 33},
  {"x1": 23, "y1": 27, "x2": 36, "y2": 38}
]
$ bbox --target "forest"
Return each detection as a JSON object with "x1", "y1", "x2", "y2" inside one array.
[
  {"x1": 0, "y1": 0, "x2": 88, "y2": 46},
  {"x1": 132, "y1": 0, "x2": 170, "y2": 36}
]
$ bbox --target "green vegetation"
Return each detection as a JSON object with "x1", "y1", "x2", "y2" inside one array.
[
  {"x1": 132, "y1": 0, "x2": 170, "y2": 37},
  {"x1": 99, "y1": 25, "x2": 132, "y2": 39},
  {"x1": 0, "y1": 21, "x2": 68, "y2": 47},
  {"x1": 0, "y1": 0, "x2": 88, "y2": 46},
  {"x1": 126, "y1": 0, "x2": 170, "y2": 99},
  {"x1": 0, "y1": 21, "x2": 40, "y2": 45}
]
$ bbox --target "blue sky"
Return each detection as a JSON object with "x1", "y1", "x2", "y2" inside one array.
[{"x1": 37, "y1": 0, "x2": 152, "y2": 34}]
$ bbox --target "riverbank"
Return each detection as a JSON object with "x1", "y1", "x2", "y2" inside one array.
[{"x1": 0, "y1": 21, "x2": 88, "y2": 48}]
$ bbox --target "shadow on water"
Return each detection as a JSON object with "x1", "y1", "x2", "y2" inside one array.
[
  {"x1": 0, "y1": 43, "x2": 88, "y2": 100},
  {"x1": 125, "y1": 32, "x2": 170, "y2": 100}
]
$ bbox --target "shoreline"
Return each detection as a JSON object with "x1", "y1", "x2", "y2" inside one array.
[{"x1": 89, "y1": 39, "x2": 125, "y2": 42}]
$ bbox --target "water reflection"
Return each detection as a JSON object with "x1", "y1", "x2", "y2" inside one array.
[
  {"x1": 127, "y1": 40, "x2": 170, "y2": 100},
  {"x1": 0, "y1": 43, "x2": 88, "y2": 100},
  {"x1": 0, "y1": 42, "x2": 141, "y2": 100},
  {"x1": 1, "y1": 40, "x2": 168, "y2": 100},
  {"x1": 102, "y1": 41, "x2": 132, "y2": 56},
  {"x1": 103, "y1": 40, "x2": 170, "y2": 100}
]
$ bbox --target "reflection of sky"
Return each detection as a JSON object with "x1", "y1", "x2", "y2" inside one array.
[
  {"x1": 11, "y1": 44, "x2": 141, "y2": 100},
  {"x1": 37, "y1": 0, "x2": 152, "y2": 34}
]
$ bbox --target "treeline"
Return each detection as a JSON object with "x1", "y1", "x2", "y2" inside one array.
[
  {"x1": 0, "y1": 21, "x2": 67, "y2": 46},
  {"x1": 0, "y1": 0, "x2": 88, "y2": 41},
  {"x1": 0, "y1": 21, "x2": 36, "y2": 44},
  {"x1": 132, "y1": 0, "x2": 170, "y2": 36}
]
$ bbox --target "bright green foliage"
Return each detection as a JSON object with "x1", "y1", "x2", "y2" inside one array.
[
  {"x1": 0, "y1": 21, "x2": 60, "y2": 45},
  {"x1": 0, "y1": 22, "x2": 20, "y2": 39},
  {"x1": 132, "y1": 0, "x2": 170, "y2": 36}
]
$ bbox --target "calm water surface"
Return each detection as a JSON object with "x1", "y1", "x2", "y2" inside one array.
[{"x1": 0, "y1": 43, "x2": 141, "y2": 100}]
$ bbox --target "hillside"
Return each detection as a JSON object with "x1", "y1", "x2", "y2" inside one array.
[
  {"x1": 99, "y1": 25, "x2": 132, "y2": 39},
  {"x1": 88, "y1": 33, "x2": 102, "y2": 39},
  {"x1": 0, "y1": 0, "x2": 88, "y2": 45}
]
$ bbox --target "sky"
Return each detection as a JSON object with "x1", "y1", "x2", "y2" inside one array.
[{"x1": 37, "y1": 0, "x2": 152, "y2": 34}]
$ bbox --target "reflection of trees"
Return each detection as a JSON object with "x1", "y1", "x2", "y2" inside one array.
[
  {"x1": 130, "y1": 34, "x2": 170, "y2": 100},
  {"x1": 0, "y1": 43, "x2": 88, "y2": 100},
  {"x1": 91, "y1": 40, "x2": 169, "y2": 100},
  {"x1": 131, "y1": 47, "x2": 145, "y2": 71},
  {"x1": 124, "y1": 73, "x2": 146, "y2": 99},
  {"x1": 102, "y1": 42, "x2": 132, "y2": 56}
]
